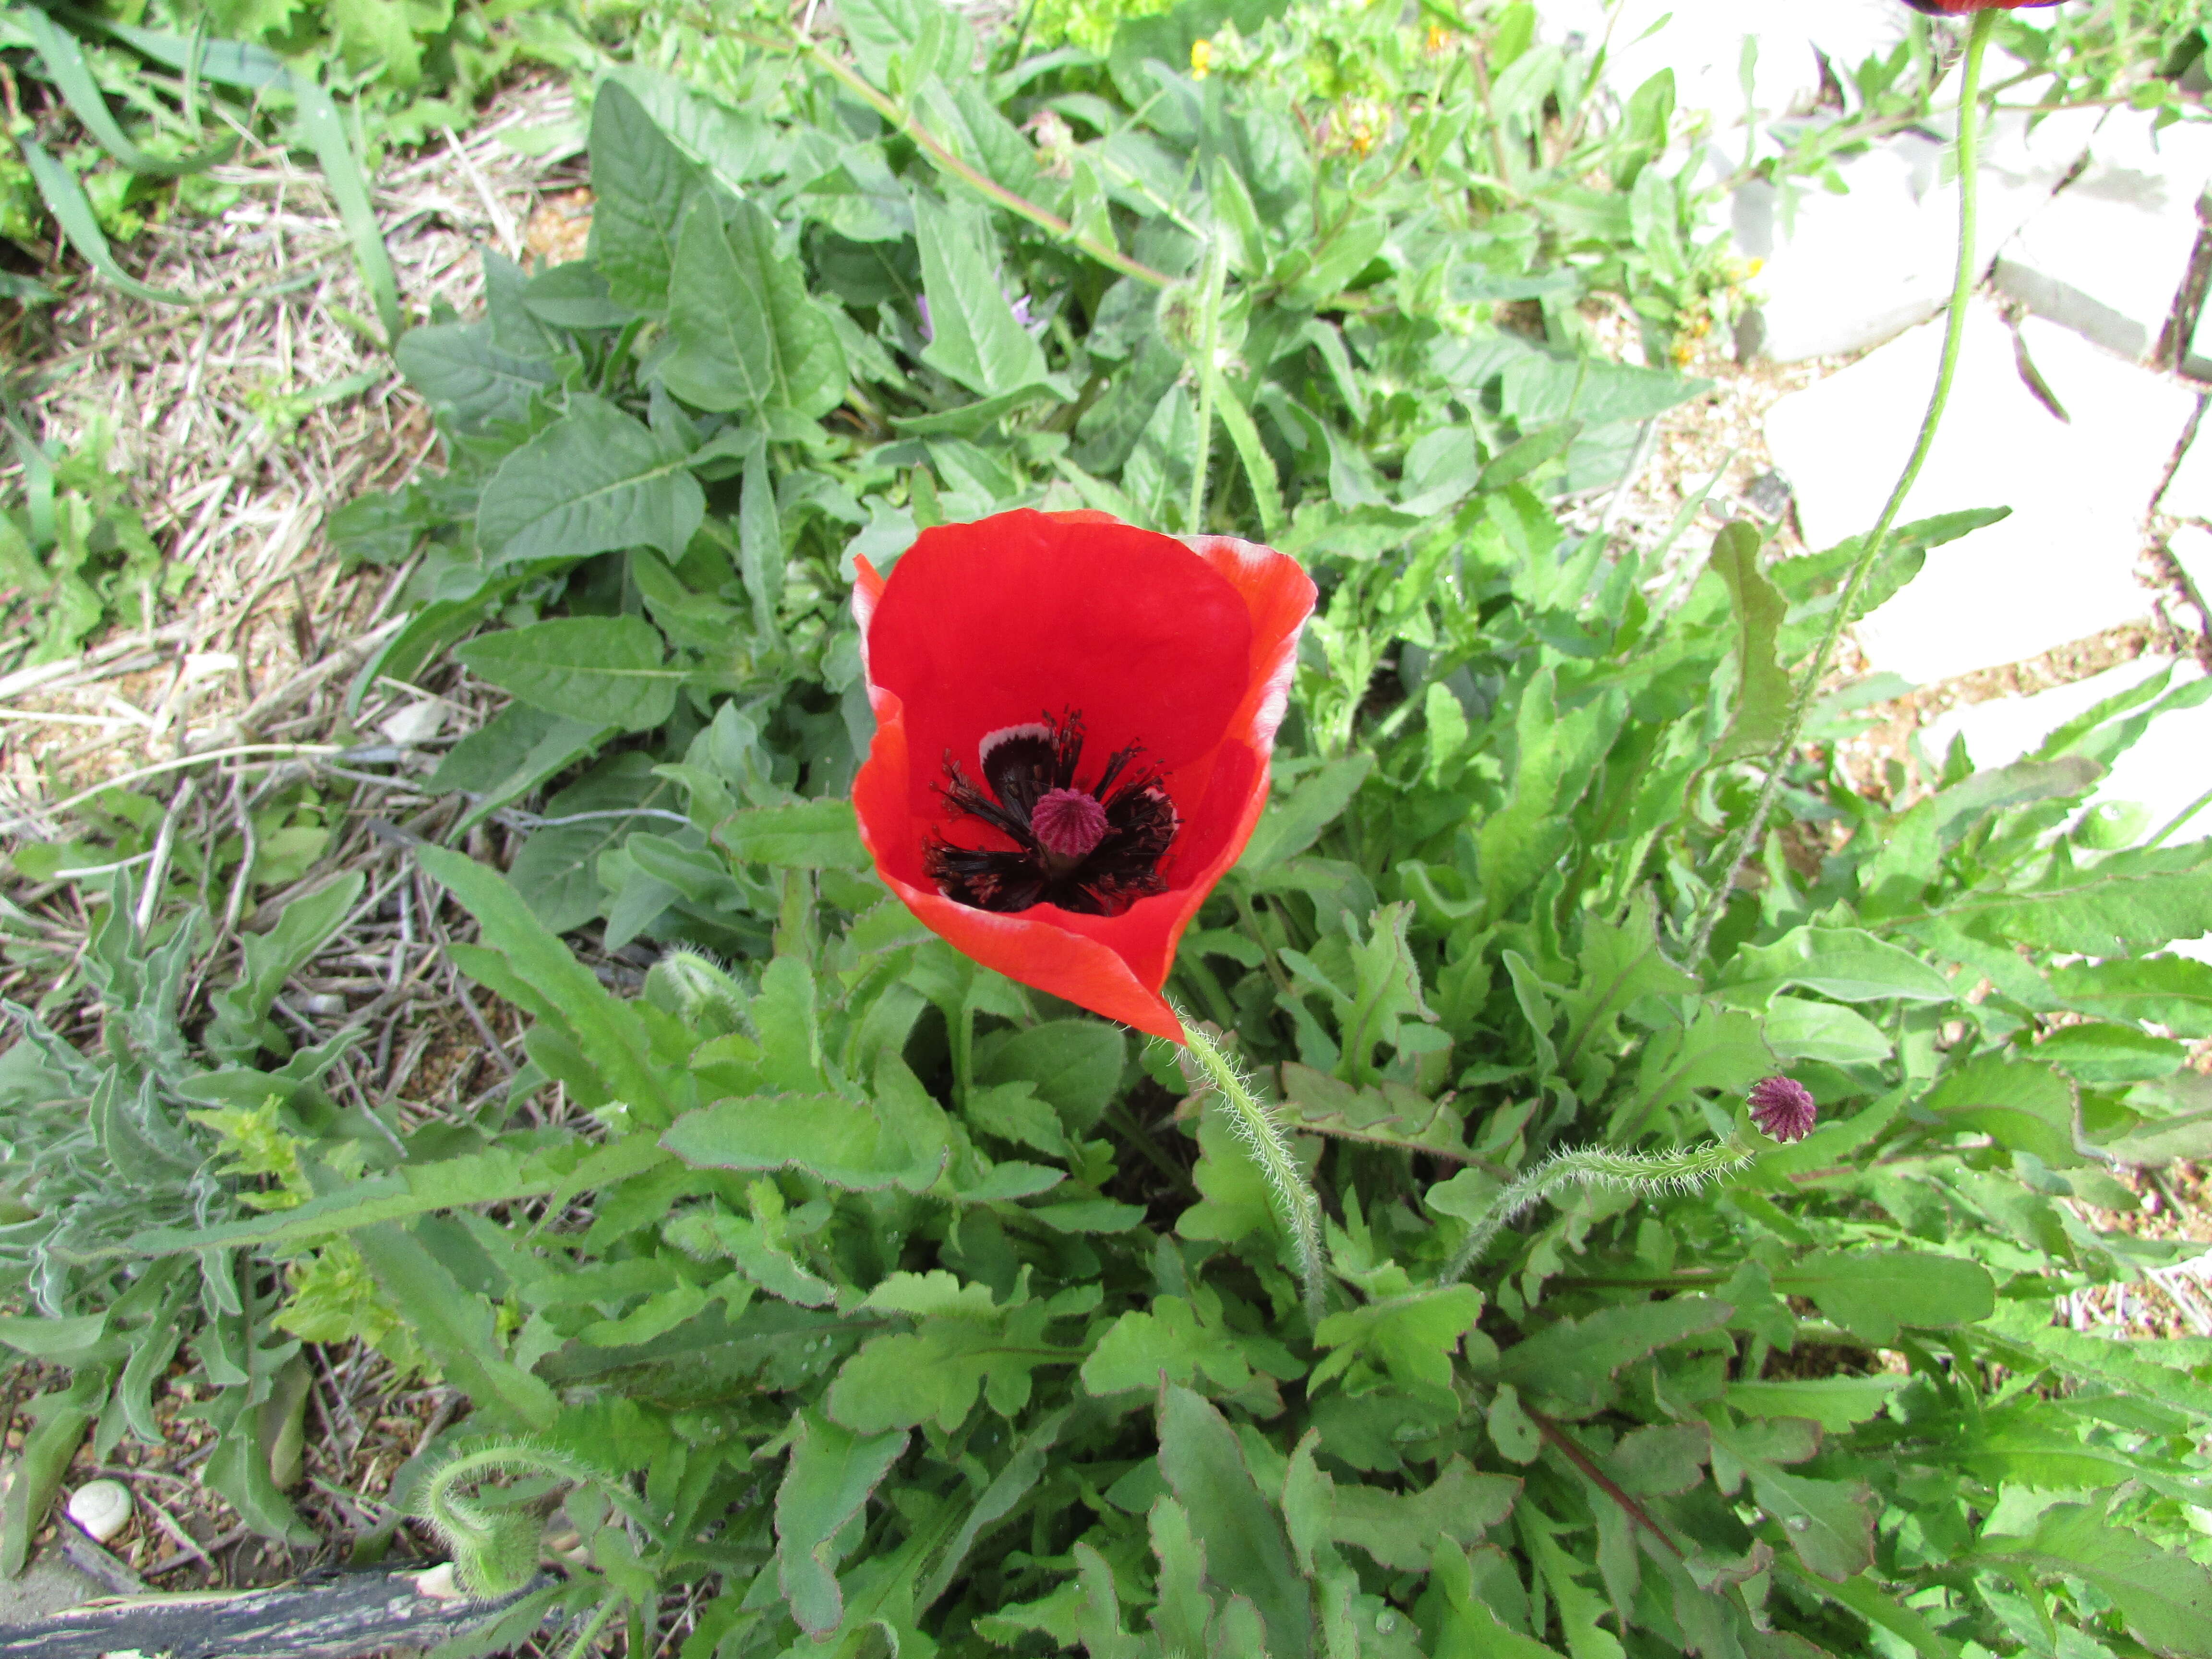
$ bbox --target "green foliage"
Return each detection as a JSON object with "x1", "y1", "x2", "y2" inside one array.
[
  {"x1": 0, "y1": 867, "x2": 399, "y2": 1553},
  {"x1": 12, "y1": 2, "x2": 2212, "y2": 1655},
  {"x1": 0, "y1": 415, "x2": 175, "y2": 665}
]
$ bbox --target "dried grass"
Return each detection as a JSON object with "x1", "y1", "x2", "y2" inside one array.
[
  {"x1": 0, "y1": 72, "x2": 606, "y2": 1613},
  {"x1": 0, "y1": 74, "x2": 584, "y2": 820}
]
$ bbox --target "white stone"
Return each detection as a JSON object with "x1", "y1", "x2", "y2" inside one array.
[
  {"x1": 378, "y1": 698, "x2": 448, "y2": 746},
  {"x1": 1734, "y1": 95, "x2": 2095, "y2": 363},
  {"x1": 1919, "y1": 655, "x2": 2185, "y2": 771},
  {"x1": 1540, "y1": 0, "x2": 1914, "y2": 125},
  {"x1": 1764, "y1": 302, "x2": 2193, "y2": 682},
  {"x1": 2169, "y1": 523, "x2": 2212, "y2": 600},
  {"x1": 2090, "y1": 671, "x2": 2212, "y2": 844},
  {"x1": 65, "y1": 1479, "x2": 132, "y2": 1544},
  {"x1": 1994, "y1": 110, "x2": 2212, "y2": 361},
  {"x1": 2160, "y1": 423, "x2": 2212, "y2": 521}
]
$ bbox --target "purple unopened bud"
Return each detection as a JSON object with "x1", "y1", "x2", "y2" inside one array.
[
  {"x1": 1010, "y1": 294, "x2": 1035, "y2": 329},
  {"x1": 917, "y1": 296, "x2": 933, "y2": 343},
  {"x1": 1748, "y1": 1076, "x2": 1818, "y2": 1143}
]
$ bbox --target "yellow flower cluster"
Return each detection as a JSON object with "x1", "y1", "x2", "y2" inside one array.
[{"x1": 1191, "y1": 37, "x2": 1214, "y2": 78}]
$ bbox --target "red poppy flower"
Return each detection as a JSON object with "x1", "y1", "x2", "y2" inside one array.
[
  {"x1": 1901, "y1": 0, "x2": 2063, "y2": 12},
  {"x1": 851, "y1": 509, "x2": 1315, "y2": 1046}
]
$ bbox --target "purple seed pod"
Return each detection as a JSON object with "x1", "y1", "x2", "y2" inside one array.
[{"x1": 1748, "y1": 1076, "x2": 1818, "y2": 1143}]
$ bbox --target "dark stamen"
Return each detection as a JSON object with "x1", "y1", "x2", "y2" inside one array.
[{"x1": 924, "y1": 709, "x2": 1178, "y2": 915}]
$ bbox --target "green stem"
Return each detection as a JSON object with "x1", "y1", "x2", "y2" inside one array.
[
  {"x1": 561, "y1": 1594, "x2": 624, "y2": 1659},
  {"x1": 1176, "y1": 1010, "x2": 1326, "y2": 1320},
  {"x1": 1185, "y1": 237, "x2": 1228, "y2": 533},
  {"x1": 2146, "y1": 779, "x2": 2212, "y2": 850},
  {"x1": 1684, "y1": 8, "x2": 1998, "y2": 965},
  {"x1": 1439, "y1": 1140, "x2": 1753, "y2": 1286},
  {"x1": 416, "y1": 1445, "x2": 649, "y2": 1598}
]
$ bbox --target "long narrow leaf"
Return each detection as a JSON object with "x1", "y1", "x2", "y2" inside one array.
[
  {"x1": 16, "y1": 8, "x2": 235, "y2": 176},
  {"x1": 87, "y1": 17, "x2": 291, "y2": 89},
  {"x1": 287, "y1": 75, "x2": 403, "y2": 345},
  {"x1": 1211, "y1": 373, "x2": 1285, "y2": 542},
  {"x1": 15, "y1": 137, "x2": 189, "y2": 304}
]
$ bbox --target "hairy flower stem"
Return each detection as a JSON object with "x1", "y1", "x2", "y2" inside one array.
[
  {"x1": 1174, "y1": 1013, "x2": 1327, "y2": 1320},
  {"x1": 415, "y1": 1444, "x2": 646, "y2": 1598},
  {"x1": 1685, "y1": 8, "x2": 1997, "y2": 965},
  {"x1": 1440, "y1": 1140, "x2": 1753, "y2": 1286}
]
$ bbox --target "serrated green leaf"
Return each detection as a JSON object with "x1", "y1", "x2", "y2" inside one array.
[
  {"x1": 396, "y1": 321, "x2": 556, "y2": 431},
  {"x1": 1238, "y1": 755, "x2": 1374, "y2": 873},
  {"x1": 1919, "y1": 1054, "x2": 2079, "y2": 1166},
  {"x1": 2034, "y1": 1022, "x2": 2186, "y2": 1084},
  {"x1": 1950, "y1": 866, "x2": 2212, "y2": 957},
  {"x1": 975, "y1": 1020, "x2": 1126, "y2": 1134},
  {"x1": 1774, "y1": 1250, "x2": 1994, "y2": 1345},
  {"x1": 1708, "y1": 520, "x2": 1791, "y2": 761},
  {"x1": 204, "y1": 871, "x2": 364, "y2": 1063},
  {"x1": 352, "y1": 1223, "x2": 559, "y2": 1430},
  {"x1": 1725, "y1": 1376, "x2": 1904, "y2": 1431},
  {"x1": 427, "y1": 705, "x2": 614, "y2": 834},
  {"x1": 1314, "y1": 1286, "x2": 1483, "y2": 1396},
  {"x1": 1082, "y1": 1296, "x2": 1253, "y2": 1397},
  {"x1": 1718, "y1": 925, "x2": 1955, "y2": 1008},
  {"x1": 1156, "y1": 1385, "x2": 1312, "y2": 1659},
  {"x1": 2050, "y1": 955, "x2": 2212, "y2": 1037},
  {"x1": 1971, "y1": 1501, "x2": 2212, "y2": 1656},
  {"x1": 662, "y1": 1085, "x2": 948, "y2": 1193},
  {"x1": 419, "y1": 845, "x2": 680, "y2": 1123},
  {"x1": 713, "y1": 799, "x2": 868, "y2": 868},
  {"x1": 1332, "y1": 1457, "x2": 1517, "y2": 1572},
  {"x1": 827, "y1": 1313, "x2": 1058, "y2": 1433},
  {"x1": 775, "y1": 1409, "x2": 908, "y2": 1635},
  {"x1": 1496, "y1": 1296, "x2": 1732, "y2": 1412},
  {"x1": 1762, "y1": 996, "x2": 1892, "y2": 1065}
]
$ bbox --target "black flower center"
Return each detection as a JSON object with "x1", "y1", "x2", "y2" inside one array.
[{"x1": 924, "y1": 711, "x2": 1178, "y2": 915}]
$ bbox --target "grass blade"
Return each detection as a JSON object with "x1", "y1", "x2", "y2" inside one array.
[
  {"x1": 15, "y1": 8, "x2": 236, "y2": 176},
  {"x1": 287, "y1": 75, "x2": 404, "y2": 346},
  {"x1": 14, "y1": 137, "x2": 189, "y2": 304}
]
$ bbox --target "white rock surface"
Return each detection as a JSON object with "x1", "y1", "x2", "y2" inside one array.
[
  {"x1": 1765, "y1": 303, "x2": 2192, "y2": 682},
  {"x1": 1921, "y1": 655, "x2": 2210, "y2": 875},
  {"x1": 2159, "y1": 421, "x2": 2212, "y2": 521},
  {"x1": 378, "y1": 698, "x2": 449, "y2": 746},
  {"x1": 64, "y1": 1479, "x2": 132, "y2": 1544},
  {"x1": 1919, "y1": 654, "x2": 2186, "y2": 771},
  {"x1": 1733, "y1": 96, "x2": 2096, "y2": 363},
  {"x1": 1994, "y1": 111, "x2": 2212, "y2": 361},
  {"x1": 1539, "y1": 0, "x2": 1908, "y2": 119},
  {"x1": 2169, "y1": 523, "x2": 2212, "y2": 600},
  {"x1": 2092, "y1": 673, "x2": 2212, "y2": 845}
]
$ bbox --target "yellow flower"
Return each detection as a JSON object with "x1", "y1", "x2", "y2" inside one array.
[
  {"x1": 1191, "y1": 38, "x2": 1214, "y2": 79},
  {"x1": 1425, "y1": 23, "x2": 1452, "y2": 54}
]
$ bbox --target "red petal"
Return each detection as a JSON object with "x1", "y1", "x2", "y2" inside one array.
[{"x1": 852, "y1": 511, "x2": 1316, "y2": 1044}]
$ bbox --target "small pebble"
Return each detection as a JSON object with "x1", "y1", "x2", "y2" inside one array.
[{"x1": 66, "y1": 1479, "x2": 132, "y2": 1543}]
